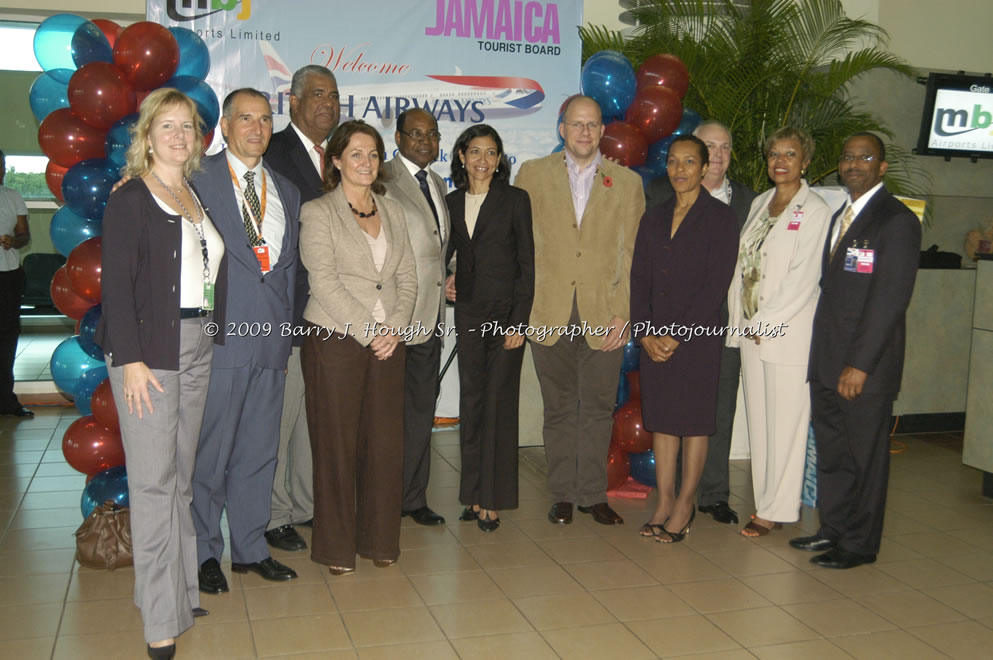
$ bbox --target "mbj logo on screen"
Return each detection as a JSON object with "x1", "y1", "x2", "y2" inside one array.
[
  {"x1": 167, "y1": 0, "x2": 252, "y2": 21},
  {"x1": 933, "y1": 87, "x2": 993, "y2": 137}
]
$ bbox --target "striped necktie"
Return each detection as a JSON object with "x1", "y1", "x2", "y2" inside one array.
[
  {"x1": 242, "y1": 170, "x2": 263, "y2": 247},
  {"x1": 830, "y1": 205, "x2": 855, "y2": 259}
]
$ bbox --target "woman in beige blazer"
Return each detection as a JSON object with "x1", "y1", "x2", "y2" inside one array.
[
  {"x1": 727, "y1": 127, "x2": 830, "y2": 537},
  {"x1": 299, "y1": 120, "x2": 417, "y2": 574}
]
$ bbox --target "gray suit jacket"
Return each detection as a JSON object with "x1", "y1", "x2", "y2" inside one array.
[
  {"x1": 381, "y1": 157, "x2": 450, "y2": 345},
  {"x1": 192, "y1": 151, "x2": 300, "y2": 370}
]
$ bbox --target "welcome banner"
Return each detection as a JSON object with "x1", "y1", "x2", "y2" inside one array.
[{"x1": 147, "y1": 0, "x2": 584, "y2": 182}]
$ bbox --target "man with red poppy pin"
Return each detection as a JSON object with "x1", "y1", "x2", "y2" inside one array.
[{"x1": 515, "y1": 95, "x2": 645, "y2": 526}]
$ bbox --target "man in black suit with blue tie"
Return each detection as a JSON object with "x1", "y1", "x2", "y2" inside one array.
[{"x1": 790, "y1": 133, "x2": 920, "y2": 569}]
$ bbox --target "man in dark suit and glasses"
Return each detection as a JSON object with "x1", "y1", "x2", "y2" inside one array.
[
  {"x1": 644, "y1": 120, "x2": 756, "y2": 526},
  {"x1": 262, "y1": 65, "x2": 339, "y2": 553},
  {"x1": 790, "y1": 132, "x2": 920, "y2": 569}
]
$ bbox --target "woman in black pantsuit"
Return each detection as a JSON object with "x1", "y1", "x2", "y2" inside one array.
[{"x1": 445, "y1": 124, "x2": 534, "y2": 532}]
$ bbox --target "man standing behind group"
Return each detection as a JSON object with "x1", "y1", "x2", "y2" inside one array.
[
  {"x1": 382, "y1": 108, "x2": 451, "y2": 526},
  {"x1": 192, "y1": 89, "x2": 300, "y2": 593},
  {"x1": 262, "y1": 65, "x2": 339, "y2": 552},
  {"x1": 643, "y1": 120, "x2": 756, "y2": 525},
  {"x1": 515, "y1": 95, "x2": 644, "y2": 526}
]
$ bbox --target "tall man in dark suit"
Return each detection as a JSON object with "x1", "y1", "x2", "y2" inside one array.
[
  {"x1": 791, "y1": 133, "x2": 920, "y2": 569},
  {"x1": 192, "y1": 89, "x2": 301, "y2": 592},
  {"x1": 644, "y1": 120, "x2": 756, "y2": 525},
  {"x1": 261, "y1": 65, "x2": 339, "y2": 552},
  {"x1": 382, "y1": 108, "x2": 451, "y2": 526}
]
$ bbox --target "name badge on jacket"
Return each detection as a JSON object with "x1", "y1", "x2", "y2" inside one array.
[{"x1": 844, "y1": 247, "x2": 874, "y2": 273}]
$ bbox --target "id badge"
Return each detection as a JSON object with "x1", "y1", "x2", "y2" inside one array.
[
  {"x1": 844, "y1": 246, "x2": 859, "y2": 272},
  {"x1": 253, "y1": 245, "x2": 271, "y2": 273},
  {"x1": 787, "y1": 220, "x2": 801, "y2": 231},
  {"x1": 202, "y1": 281, "x2": 215, "y2": 311},
  {"x1": 856, "y1": 248, "x2": 875, "y2": 273}
]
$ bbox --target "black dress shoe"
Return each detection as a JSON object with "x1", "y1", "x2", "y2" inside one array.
[
  {"x1": 198, "y1": 558, "x2": 229, "y2": 594},
  {"x1": 699, "y1": 501, "x2": 739, "y2": 525},
  {"x1": 578, "y1": 502, "x2": 624, "y2": 525},
  {"x1": 147, "y1": 643, "x2": 176, "y2": 659},
  {"x1": 230, "y1": 557, "x2": 298, "y2": 581},
  {"x1": 264, "y1": 524, "x2": 307, "y2": 551},
  {"x1": 548, "y1": 502, "x2": 573, "y2": 524},
  {"x1": 810, "y1": 547, "x2": 876, "y2": 569},
  {"x1": 2, "y1": 406, "x2": 34, "y2": 417},
  {"x1": 789, "y1": 535, "x2": 837, "y2": 552},
  {"x1": 192, "y1": 607, "x2": 209, "y2": 618},
  {"x1": 402, "y1": 506, "x2": 446, "y2": 526}
]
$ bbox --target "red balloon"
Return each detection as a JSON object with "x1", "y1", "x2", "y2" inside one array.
[
  {"x1": 62, "y1": 415, "x2": 125, "y2": 476},
  {"x1": 625, "y1": 86, "x2": 683, "y2": 143},
  {"x1": 74, "y1": 318, "x2": 82, "y2": 334},
  {"x1": 611, "y1": 398, "x2": 653, "y2": 454},
  {"x1": 38, "y1": 108, "x2": 108, "y2": 168},
  {"x1": 46, "y1": 161, "x2": 69, "y2": 202},
  {"x1": 600, "y1": 121, "x2": 648, "y2": 168},
  {"x1": 113, "y1": 22, "x2": 179, "y2": 91},
  {"x1": 67, "y1": 237, "x2": 102, "y2": 302},
  {"x1": 626, "y1": 370, "x2": 641, "y2": 402},
  {"x1": 91, "y1": 379, "x2": 119, "y2": 432},
  {"x1": 68, "y1": 62, "x2": 136, "y2": 130},
  {"x1": 92, "y1": 19, "x2": 123, "y2": 49},
  {"x1": 637, "y1": 54, "x2": 690, "y2": 100},
  {"x1": 51, "y1": 266, "x2": 94, "y2": 320},
  {"x1": 607, "y1": 444, "x2": 631, "y2": 491},
  {"x1": 202, "y1": 129, "x2": 215, "y2": 154}
]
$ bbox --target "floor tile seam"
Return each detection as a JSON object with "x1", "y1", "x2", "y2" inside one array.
[
  {"x1": 702, "y1": 605, "x2": 827, "y2": 646},
  {"x1": 851, "y1": 590, "x2": 977, "y2": 628}
]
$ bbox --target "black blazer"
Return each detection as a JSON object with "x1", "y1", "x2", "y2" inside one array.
[
  {"x1": 95, "y1": 178, "x2": 228, "y2": 370},
  {"x1": 808, "y1": 186, "x2": 921, "y2": 395},
  {"x1": 445, "y1": 180, "x2": 535, "y2": 328},
  {"x1": 264, "y1": 125, "x2": 325, "y2": 343},
  {"x1": 645, "y1": 175, "x2": 756, "y2": 233}
]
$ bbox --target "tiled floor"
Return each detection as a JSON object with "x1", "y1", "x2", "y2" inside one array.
[
  {"x1": 13, "y1": 319, "x2": 73, "y2": 382},
  {"x1": 1, "y1": 410, "x2": 992, "y2": 659}
]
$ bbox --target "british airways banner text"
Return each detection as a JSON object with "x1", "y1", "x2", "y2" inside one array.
[{"x1": 147, "y1": 0, "x2": 583, "y2": 181}]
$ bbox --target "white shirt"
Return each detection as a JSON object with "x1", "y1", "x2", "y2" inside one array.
[
  {"x1": 706, "y1": 176, "x2": 732, "y2": 205},
  {"x1": 830, "y1": 181, "x2": 884, "y2": 250},
  {"x1": 363, "y1": 228, "x2": 388, "y2": 323},
  {"x1": 150, "y1": 193, "x2": 225, "y2": 307},
  {"x1": 565, "y1": 150, "x2": 602, "y2": 228},
  {"x1": 0, "y1": 185, "x2": 28, "y2": 272},
  {"x1": 398, "y1": 153, "x2": 446, "y2": 242},
  {"x1": 290, "y1": 122, "x2": 327, "y2": 176},
  {"x1": 226, "y1": 151, "x2": 285, "y2": 266}
]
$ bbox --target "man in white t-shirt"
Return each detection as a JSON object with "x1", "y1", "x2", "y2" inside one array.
[{"x1": 0, "y1": 150, "x2": 33, "y2": 417}]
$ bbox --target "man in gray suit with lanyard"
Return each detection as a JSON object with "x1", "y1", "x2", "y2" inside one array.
[
  {"x1": 381, "y1": 108, "x2": 451, "y2": 526},
  {"x1": 644, "y1": 120, "x2": 756, "y2": 526},
  {"x1": 192, "y1": 88, "x2": 300, "y2": 592}
]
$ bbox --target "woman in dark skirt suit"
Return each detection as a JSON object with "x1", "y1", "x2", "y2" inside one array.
[
  {"x1": 445, "y1": 124, "x2": 534, "y2": 532},
  {"x1": 630, "y1": 134, "x2": 739, "y2": 543}
]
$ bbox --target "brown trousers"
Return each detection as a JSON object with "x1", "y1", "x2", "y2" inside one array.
[{"x1": 301, "y1": 328, "x2": 405, "y2": 568}]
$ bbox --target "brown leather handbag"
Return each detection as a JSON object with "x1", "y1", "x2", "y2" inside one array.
[{"x1": 74, "y1": 500, "x2": 134, "y2": 570}]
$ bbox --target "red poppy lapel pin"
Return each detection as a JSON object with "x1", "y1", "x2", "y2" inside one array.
[{"x1": 603, "y1": 175, "x2": 613, "y2": 188}]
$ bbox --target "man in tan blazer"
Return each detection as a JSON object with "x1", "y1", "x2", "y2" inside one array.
[
  {"x1": 515, "y1": 96, "x2": 645, "y2": 525},
  {"x1": 382, "y1": 108, "x2": 452, "y2": 526}
]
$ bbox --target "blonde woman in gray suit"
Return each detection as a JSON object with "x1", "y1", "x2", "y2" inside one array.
[
  {"x1": 727, "y1": 127, "x2": 830, "y2": 537},
  {"x1": 299, "y1": 120, "x2": 417, "y2": 575}
]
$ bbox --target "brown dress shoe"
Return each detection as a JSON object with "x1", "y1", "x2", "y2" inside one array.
[
  {"x1": 578, "y1": 502, "x2": 624, "y2": 525},
  {"x1": 548, "y1": 502, "x2": 573, "y2": 524}
]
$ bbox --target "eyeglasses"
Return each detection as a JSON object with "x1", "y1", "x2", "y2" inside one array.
[
  {"x1": 399, "y1": 129, "x2": 441, "y2": 141},
  {"x1": 838, "y1": 153, "x2": 877, "y2": 163},
  {"x1": 564, "y1": 121, "x2": 602, "y2": 132}
]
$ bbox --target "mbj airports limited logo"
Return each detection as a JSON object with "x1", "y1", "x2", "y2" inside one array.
[
  {"x1": 933, "y1": 87, "x2": 992, "y2": 137},
  {"x1": 167, "y1": 0, "x2": 252, "y2": 21}
]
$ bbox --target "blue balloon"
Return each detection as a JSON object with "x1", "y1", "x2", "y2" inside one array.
[
  {"x1": 28, "y1": 72, "x2": 70, "y2": 122},
  {"x1": 50, "y1": 205, "x2": 101, "y2": 257},
  {"x1": 50, "y1": 336, "x2": 105, "y2": 396},
  {"x1": 169, "y1": 27, "x2": 210, "y2": 80},
  {"x1": 632, "y1": 166, "x2": 657, "y2": 190},
  {"x1": 70, "y1": 20, "x2": 112, "y2": 68},
  {"x1": 62, "y1": 158, "x2": 119, "y2": 220},
  {"x1": 78, "y1": 304, "x2": 103, "y2": 360},
  {"x1": 550, "y1": 143, "x2": 564, "y2": 154},
  {"x1": 74, "y1": 363, "x2": 108, "y2": 416},
  {"x1": 622, "y1": 338, "x2": 641, "y2": 373},
  {"x1": 581, "y1": 54, "x2": 637, "y2": 119},
  {"x1": 615, "y1": 371, "x2": 630, "y2": 410},
  {"x1": 33, "y1": 14, "x2": 105, "y2": 84},
  {"x1": 81, "y1": 465, "x2": 129, "y2": 519},
  {"x1": 673, "y1": 108, "x2": 702, "y2": 136},
  {"x1": 629, "y1": 450, "x2": 657, "y2": 488},
  {"x1": 646, "y1": 135, "x2": 676, "y2": 176},
  {"x1": 106, "y1": 114, "x2": 138, "y2": 168},
  {"x1": 586, "y1": 49, "x2": 629, "y2": 67},
  {"x1": 162, "y1": 76, "x2": 220, "y2": 132}
]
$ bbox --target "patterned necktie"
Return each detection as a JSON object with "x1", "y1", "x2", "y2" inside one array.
[
  {"x1": 313, "y1": 144, "x2": 325, "y2": 177},
  {"x1": 830, "y1": 205, "x2": 855, "y2": 259},
  {"x1": 415, "y1": 169, "x2": 441, "y2": 233},
  {"x1": 242, "y1": 170, "x2": 263, "y2": 247}
]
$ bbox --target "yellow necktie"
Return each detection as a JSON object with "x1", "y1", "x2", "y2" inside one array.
[{"x1": 830, "y1": 205, "x2": 855, "y2": 259}]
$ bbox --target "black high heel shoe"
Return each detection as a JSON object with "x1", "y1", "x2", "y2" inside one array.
[
  {"x1": 459, "y1": 506, "x2": 479, "y2": 521},
  {"x1": 147, "y1": 643, "x2": 176, "y2": 659},
  {"x1": 657, "y1": 509, "x2": 695, "y2": 544},
  {"x1": 477, "y1": 510, "x2": 500, "y2": 532}
]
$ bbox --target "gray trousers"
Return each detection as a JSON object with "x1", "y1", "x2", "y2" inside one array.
[
  {"x1": 530, "y1": 300, "x2": 624, "y2": 506},
  {"x1": 107, "y1": 318, "x2": 211, "y2": 643},
  {"x1": 269, "y1": 347, "x2": 313, "y2": 529},
  {"x1": 402, "y1": 334, "x2": 441, "y2": 511}
]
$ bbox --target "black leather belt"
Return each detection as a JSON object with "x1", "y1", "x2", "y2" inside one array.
[{"x1": 179, "y1": 308, "x2": 211, "y2": 318}]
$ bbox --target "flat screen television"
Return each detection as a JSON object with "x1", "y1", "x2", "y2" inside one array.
[{"x1": 915, "y1": 72, "x2": 993, "y2": 160}]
